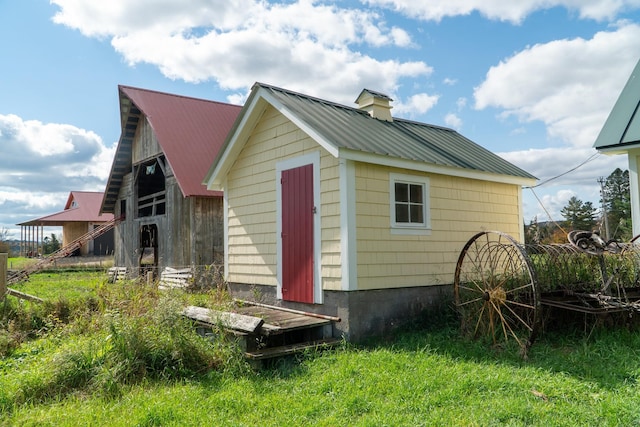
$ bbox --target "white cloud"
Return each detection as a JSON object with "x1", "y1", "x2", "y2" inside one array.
[
  {"x1": 0, "y1": 114, "x2": 115, "y2": 236},
  {"x1": 51, "y1": 0, "x2": 432, "y2": 104},
  {"x1": 362, "y1": 0, "x2": 640, "y2": 23},
  {"x1": 394, "y1": 92, "x2": 440, "y2": 116},
  {"x1": 444, "y1": 113, "x2": 463, "y2": 130},
  {"x1": 474, "y1": 23, "x2": 640, "y2": 149},
  {"x1": 499, "y1": 147, "x2": 627, "y2": 186},
  {"x1": 0, "y1": 114, "x2": 78, "y2": 156},
  {"x1": 501, "y1": 145, "x2": 627, "y2": 220}
]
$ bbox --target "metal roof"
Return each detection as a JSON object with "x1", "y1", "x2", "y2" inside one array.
[
  {"x1": 594, "y1": 58, "x2": 640, "y2": 153},
  {"x1": 255, "y1": 83, "x2": 536, "y2": 180},
  {"x1": 101, "y1": 86, "x2": 242, "y2": 213},
  {"x1": 18, "y1": 191, "x2": 113, "y2": 226}
]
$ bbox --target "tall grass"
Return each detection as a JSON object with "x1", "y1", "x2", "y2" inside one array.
[
  {"x1": 1, "y1": 272, "x2": 246, "y2": 413},
  {"x1": 3, "y1": 270, "x2": 640, "y2": 425}
]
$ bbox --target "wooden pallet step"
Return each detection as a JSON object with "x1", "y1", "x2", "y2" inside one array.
[
  {"x1": 182, "y1": 305, "x2": 264, "y2": 334},
  {"x1": 108, "y1": 267, "x2": 128, "y2": 282},
  {"x1": 158, "y1": 267, "x2": 193, "y2": 289},
  {"x1": 245, "y1": 338, "x2": 342, "y2": 361}
]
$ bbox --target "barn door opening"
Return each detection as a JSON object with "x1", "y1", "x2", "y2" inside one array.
[
  {"x1": 281, "y1": 163, "x2": 315, "y2": 303},
  {"x1": 139, "y1": 224, "x2": 158, "y2": 276}
]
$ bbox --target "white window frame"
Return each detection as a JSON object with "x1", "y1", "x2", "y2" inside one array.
[{"x1": 389, "y1": 173, "x2": 431, "y2": 235}]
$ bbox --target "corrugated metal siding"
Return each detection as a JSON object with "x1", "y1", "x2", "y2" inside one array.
[{"x1": 259, "y1": 84, "x2": 535, "y2": 180}]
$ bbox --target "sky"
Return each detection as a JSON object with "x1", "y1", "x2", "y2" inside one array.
[{"x1": 1, "y1": 0, "x2": 640, "y2": 240}]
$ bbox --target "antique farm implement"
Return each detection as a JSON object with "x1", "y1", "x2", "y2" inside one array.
[{"x1": 453, "y1": 230, "x2": 640, "y2": 354}]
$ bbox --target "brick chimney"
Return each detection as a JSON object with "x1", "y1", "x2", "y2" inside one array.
[{"x1": 355, "y1": 89, "x2": 393, "y2": 122}]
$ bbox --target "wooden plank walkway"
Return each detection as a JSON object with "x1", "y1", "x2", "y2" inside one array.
[{"x1": 233, "y1": 305, "x2": 331, "y2": 335}]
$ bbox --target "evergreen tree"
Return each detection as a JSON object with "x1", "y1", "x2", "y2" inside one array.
[
  {"x1": 42, "y1": 233, "x2": 61, "y2": 255},
  {"x1": 560, "y1": 196, "x2": 597, "y2": 231},
  {"x1": 601, "y1": 168, "x2": 631, "y2": 241}
]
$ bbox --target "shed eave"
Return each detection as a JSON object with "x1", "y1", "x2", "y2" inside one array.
[
  {"x1": 204, "y1": 84, "x2": 342, "y2": 190},
  {"x1": 339, "y1": 148, "x2": 537, "y2": 186},
  {"x1": 596, "y1": 142, "x2": 640, "y2": 155}
]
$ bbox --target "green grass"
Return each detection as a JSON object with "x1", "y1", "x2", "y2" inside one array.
[
  {"x1": 2, "y1": 271, "x2": 640, "y2": 426},
  {"x1": 10, "y1": 270, "x2": 106, "y2": 302}
]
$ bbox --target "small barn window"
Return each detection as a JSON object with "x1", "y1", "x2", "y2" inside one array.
[{"x1": 390, "y1": 173, "x2": 431, "y2": 235}]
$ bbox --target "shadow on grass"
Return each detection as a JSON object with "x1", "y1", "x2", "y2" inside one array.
[
  {"x1": 248, "y1": 300, "x2": 640, "y2": 391},
  {"x1": 350, "y1": 304, "x2": 640, "y2": 390}
]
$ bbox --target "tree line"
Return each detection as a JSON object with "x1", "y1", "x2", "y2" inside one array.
[{"x1": 525, "y1": 168, "x2": 631, "y2": 244}]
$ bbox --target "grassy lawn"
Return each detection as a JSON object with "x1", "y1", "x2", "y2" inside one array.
[
  {"x1": 6, "y1": 257, "x2": 39, "y2": 271},
  {"x1": 1, "y1": 271, "x2": 640, "y2": 426}
]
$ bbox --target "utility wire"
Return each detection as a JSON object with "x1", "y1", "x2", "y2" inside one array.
[
  {"x1": 524, "y1": 152, "x2": 601, "y2": 189},
  {"x1": 528, "y1": 187, "x2": 568, "y2": 235},
  {"x1": 524, "y1": 151, "x2": 602, "y2": 232}
]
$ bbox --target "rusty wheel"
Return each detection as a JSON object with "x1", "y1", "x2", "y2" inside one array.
[{"x1": 454, "y1": 231, "x2": 541, "y2": 354}]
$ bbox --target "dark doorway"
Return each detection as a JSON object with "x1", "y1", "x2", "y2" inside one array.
[{"x1": 139, "y1": 224, "x2": 159, "y2": 272}]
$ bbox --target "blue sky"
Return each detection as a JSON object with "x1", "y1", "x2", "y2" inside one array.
[{"x1": 1, "y1": 0, "x2": 640, "y2": 239}]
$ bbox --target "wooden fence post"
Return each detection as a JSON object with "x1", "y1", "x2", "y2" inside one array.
[{"x1": 0, "y1": 253, "x2": 7, "y2": 300}]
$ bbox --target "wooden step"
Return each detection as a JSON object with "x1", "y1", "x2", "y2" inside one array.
[
  {"x1": 245, "y1": 338, "x2": 342, "y2": 361},
  {"x1": 182, "y1": 305, "x2": 264, "y2": 333}
]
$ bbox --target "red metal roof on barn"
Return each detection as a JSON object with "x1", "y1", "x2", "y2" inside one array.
[
  {"x1": 120, "y1": 85, "x2": 242, "y2": 198},
  {"x1": 18, "y1": 191, "x2": 114, "y2": 226}
]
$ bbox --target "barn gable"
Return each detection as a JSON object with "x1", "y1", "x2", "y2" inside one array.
[{"x1": 102, "y1": 86, "x2": 241, "y2": 272}]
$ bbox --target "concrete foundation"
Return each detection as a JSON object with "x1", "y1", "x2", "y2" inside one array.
[{"x1": 227, "y1": 282, "x2": 453, "y2": 342}]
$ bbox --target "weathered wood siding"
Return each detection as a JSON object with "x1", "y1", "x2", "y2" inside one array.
[
  {"x1": 114, "y1": 172, "x2": 134, "y2": 268},
  {"x1": 225, "y1": 105, "x2": 342, "y2": 289},
  {"x1": 132, "y1": 118, "x2": 162, "y2": 163},
  {"x1": 193, "y1": 196, "x2": 224, "y2": 264},
  {"x1": 112, "y1": 115, "x2": 223, "y2": 272},
  {"x1": 355, "y1": 163, "x2": 523, "y2": 289}
]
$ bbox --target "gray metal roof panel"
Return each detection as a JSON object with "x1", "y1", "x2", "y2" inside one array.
[
  {"x1": 260, "y1": 84, "x2": 535, "y2": 179},
  {"x1": 594, "y1": 58, "x2": 640, "y2": 150}
]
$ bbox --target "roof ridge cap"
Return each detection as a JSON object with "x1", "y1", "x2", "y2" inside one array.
[
  {"x1": 118, "y1": 85, "x2": 241, "y2": 108},
  {"x1": 256, "y1": 82, "x2": 365, "y2": 114}
]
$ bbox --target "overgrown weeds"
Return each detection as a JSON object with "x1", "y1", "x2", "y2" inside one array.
[{"x1": 0, "y1": 271, "x2": 247, "y2": 412}]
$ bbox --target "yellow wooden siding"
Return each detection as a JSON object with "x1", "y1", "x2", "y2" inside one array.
[
  {"x1": 355, "y1": 164, "x2": 522, "y2": 290},
  {"x1": 319, "y1": 158, "x2": 342, "y2": 290},
  {"x1": 63, "y1": 223, "x2": 89, "y2": 256},
  {"x1": 226, "y1": 105, "x2": 342, "y2": 288}
]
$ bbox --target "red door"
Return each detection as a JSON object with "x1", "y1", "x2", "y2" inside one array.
[{"x1": 281, "y1": 164, "x2": 314, "y2": 303}]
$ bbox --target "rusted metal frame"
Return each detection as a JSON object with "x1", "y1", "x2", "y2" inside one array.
[
  {"x1": 540, "y1": 289, "x2": 640, "y2": 313},
  {"x1": 540, "y1": 297, "x2": 630, "y2": 314}
]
